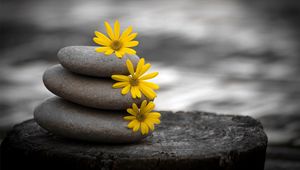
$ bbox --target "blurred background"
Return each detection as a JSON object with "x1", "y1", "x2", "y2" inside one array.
[{"x1": 1, "y1": 0, "x2": 300, "y2": 169}]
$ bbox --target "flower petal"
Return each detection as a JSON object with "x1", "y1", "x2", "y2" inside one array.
[
  {"x1": 140, "y1": 100, "x2": 148, "y2": 112},
  {"x1": 140, "y1": 72, "x2": 159, "y2": 80},
  {"x1": 149, "y1": 118, "x2": 160, "y2": 124},
  {"x1": 124, "y1": 116, "x2": 136, "y2": 121},
  {"x1": 120, "y1": 26, "x2": 132, "y2": 41},
  {"x1": 95, "y1": 47, "x2": 110, "y2": 53},
  {"x1": 126, "y1": 59, "x2": 135, "y2": 75},
  {"x1": 94, "y1": 31, "x2": 112, "y2": 43},
  {"x1": 123, "y1": 48, "x2": 136, "y2": 55},
  {"x1": 144, "y1": 119, "x2": 154, "y2": 131},
  {"x1": 140, "y1": 81, "x2": 160, "y2": 90},
  {"x1": 93, "y1": 37, "x2": 110, "y2": 46},
  {"x1": 141, "y1": 122, "x2": 149, "y2": 135},
  {"x1": 104, "y1": 21, "x2": 115, "y2": 40},
  {"x1": 121, "y1": 85, "x2": 131, "y2": 95},
  {"x1": 132, "y1": 103, "x2": 139, "y2": 113},
  {"x1": 114, "y1": 20, "x2": 120, "y2": 39},
  {"x1": 130, "y1": 86, "x2": 137, "y2": 99},
  {"x1": 112, "y1": 82, "x2": 129, "y2": 88},
  {"x1": 135, "y1": 87, "x2": 142, "y2": 98},
  {"x1": 139, "y1": 85, "x2": 157, "y2": 100},
  {"x1": 124, "y1": 41, "x2": 139, "y2": 48},
  {"x1": 126, "y1": 108, "x2": 137, "y2": 116},
  {"x1": 143, "y1": 101, "x2": 155, "y2": 114},
  {"x1": 133, "y1": 122, "x2": 141, "y2": 132},
  {"x1": 111, "y1": 75, "x2": 129, "y2": 82},
  {"x1": 115, "y1": 51, "x2": 123, "y2": 58},
  {"x1": 118, "y1": 49, "x2": 126, "y2": 56},
  {"x1": 104, "y1": 49, "x2": 114, "y2": 55},
  {"x1": 139, "y1": 63, "x2": 151, "y2": 76},
  {"x1": 135, "y1": 58, "x2": 144, "y2": 77},
  {"x1": 123, "y1": 33, "x2": 138, "y2": 42},
  {"x1": 128, "y1": 119, "x2": 138, "y2": 128},
  {"x1": 148, "y1": 112, "x2": 161, "y2": 118}
]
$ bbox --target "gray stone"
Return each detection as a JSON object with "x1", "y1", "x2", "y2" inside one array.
[
  {"x1": 58, "y1": 46, "x2": 140, "y2": 77},
  {"x1": 34, "y1": 97, "x2": 148, "y2": 143},
  {"x1": 1, "y1": 111, "x2": 268, "y2": 170},
  {"x1": 43, "y1": 64, "x2": 148, "y2": 110}
]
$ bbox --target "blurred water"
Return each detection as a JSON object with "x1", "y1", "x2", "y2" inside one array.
[{"x1": 1, "y1": 0, "x2": 300, "y2": 163}]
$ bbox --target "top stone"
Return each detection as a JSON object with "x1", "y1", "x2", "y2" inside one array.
[{"x1": 57, "y1": 46, "x2": 140, "y2": 77}]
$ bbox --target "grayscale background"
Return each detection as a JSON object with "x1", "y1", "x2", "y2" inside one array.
[{"x1": 1, "y1": 0, "x2": 300, "y2": 169}]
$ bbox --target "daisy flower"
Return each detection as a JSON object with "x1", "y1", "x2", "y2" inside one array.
[
  {"x1": 93, "y1": 20, "x2": 139, "y2": 58},
  {"x1": 111, "y1": 58, "x2": 159, "y2": 100},
  {"x1": 124, "y1": 100, "x2": 161, "y2": 135}
]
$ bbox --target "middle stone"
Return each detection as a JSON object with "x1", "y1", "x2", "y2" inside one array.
[{"x1": 43, "y1": 65, "x2": 148, "y2": 110}]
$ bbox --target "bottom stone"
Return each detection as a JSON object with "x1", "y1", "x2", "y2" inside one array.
[
  {"x1": 34, "y1": 97, "x2": 148, "y2": 143},
  {"x1": 1, "y1": 111, "x2": 267, "y2": 170}
]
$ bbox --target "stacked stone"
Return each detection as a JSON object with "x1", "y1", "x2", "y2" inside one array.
[{"x1": 34, "y1": 46, "x2": 150, "y2": 143}]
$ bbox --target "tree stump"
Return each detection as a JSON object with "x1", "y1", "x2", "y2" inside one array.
[{"x1": 0, "y1": 111, "x2": 268, "y2": 170}]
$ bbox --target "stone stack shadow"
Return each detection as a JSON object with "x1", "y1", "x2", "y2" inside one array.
[{"x1": 34, "y1": 46, "x2": 149, "y2": 143}]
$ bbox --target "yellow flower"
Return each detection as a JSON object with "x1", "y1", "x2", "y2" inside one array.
[
  {"x1": 93, "y1": 20, "x2": 139, "y2": 58},
  {"x1": 124, "y1": 100, "x2": 161, "y2": 135},
  {"x1": 111, "y1": 58, "x2": 159, "y2": 100}
]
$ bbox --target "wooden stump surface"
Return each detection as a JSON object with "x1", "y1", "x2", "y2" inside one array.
[{"x1": 0, "y1": 111, "x2": 268, "y2": 170}]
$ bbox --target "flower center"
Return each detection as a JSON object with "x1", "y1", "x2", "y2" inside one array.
[
  {"x1": 136, "y1": 113, "x2": 145, "y2": 121},
  {"x1": 110, "y1": 40, "x2": 122, "y2": 51},
  {"x1": 129, "y1": 77, "x2": 139, "y2": 86}
]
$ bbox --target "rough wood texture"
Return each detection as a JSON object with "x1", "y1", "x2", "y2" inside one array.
[{"x1": 0, "y1": 112, "x2": 268, "y2": 170}]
